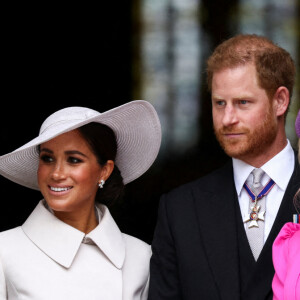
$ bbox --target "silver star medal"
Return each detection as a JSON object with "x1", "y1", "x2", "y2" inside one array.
[{"x1": 243, "y1": 204, "x2": 265, "y2": 228}]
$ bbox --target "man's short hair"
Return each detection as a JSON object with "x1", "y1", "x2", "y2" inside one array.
[{"x1": 206, "y1": 34, "x2": 296, "y2": 111}]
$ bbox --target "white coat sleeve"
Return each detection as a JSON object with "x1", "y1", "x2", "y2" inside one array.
[{"x1": 140, "y1": 272, "x2": 149, "y2": 300}]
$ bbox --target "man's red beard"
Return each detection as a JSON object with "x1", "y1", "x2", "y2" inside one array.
[{"x1": 214, "y1": 109, "x2": 278, "y2": 161}]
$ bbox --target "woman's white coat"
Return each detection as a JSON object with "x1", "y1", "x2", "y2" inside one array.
[{"x1": 0, "y1": 200, "x2": 150, "y2": 300}]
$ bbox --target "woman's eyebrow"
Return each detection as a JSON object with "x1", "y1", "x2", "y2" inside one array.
[
  {"x1": 65, "y1": 150, "x2": 88, "y2": 157},
  {"x1": 39, "y1": 148, "x2": 88, "y2": 158},
  {"x1": 39, "y1": 148, "x2": 53, "y2": 154}
]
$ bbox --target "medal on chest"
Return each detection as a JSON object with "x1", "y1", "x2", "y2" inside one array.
[
  {"x1": 243, "y1": 198, "x2": 265, "y2": 228},
  {"x1": 243, "y1": 179, "x2": 275, "y2": 229}
]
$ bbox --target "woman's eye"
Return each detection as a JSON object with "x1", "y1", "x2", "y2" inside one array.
[
  {"x1": 40, "y1": 155, "x2": 53, "y2": 163},
  {"x1": 68, "y1": 157, "x2": 83, "y2": 164}
]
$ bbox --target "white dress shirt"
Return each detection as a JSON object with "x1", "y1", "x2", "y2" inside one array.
[
  {"x1": 233, "y1": 140, "x2": 295, "y2": 243},
  {"x1": 0, "y1": 200, "x2": 151, "y2": 300}
]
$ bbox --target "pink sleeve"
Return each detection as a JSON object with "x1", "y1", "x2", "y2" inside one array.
[{"x1": 272, "y1": 223, "x2": 300, "y2": 300}]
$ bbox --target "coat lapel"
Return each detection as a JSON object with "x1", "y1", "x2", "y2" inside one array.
[{"x1": 193, "y1": 162, "x2": 240, "y2": 300}]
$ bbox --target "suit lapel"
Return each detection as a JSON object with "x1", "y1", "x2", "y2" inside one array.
[
  {"x1": 193, "y1": 162, "x2": 240, "y2": 300},
  {"x1": 242, "y1": 157, "x2": 300, "y2": 299}
]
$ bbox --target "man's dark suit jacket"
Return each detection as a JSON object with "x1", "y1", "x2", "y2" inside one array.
[{"x1": 149, "y1": 155, "x2": 300, "y2": 300}]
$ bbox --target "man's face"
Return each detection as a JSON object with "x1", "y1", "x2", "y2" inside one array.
[{"x1": 211, "y1": 63, "x2": 278, "y2": 164}]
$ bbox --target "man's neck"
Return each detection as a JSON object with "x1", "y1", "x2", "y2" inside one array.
[{"x1": 239, "y1": 136, "x2": 288, "y2": 168}]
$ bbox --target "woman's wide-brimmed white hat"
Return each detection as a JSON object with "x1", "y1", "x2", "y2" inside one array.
[{"x1": 0, "y1": 100, "x2": 161, "y2": 190}]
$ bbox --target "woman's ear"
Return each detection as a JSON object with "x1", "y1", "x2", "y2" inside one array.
[
  {"x1": 99, "y1": 160, "x2": 115, "y2": 183},
  {"x1": 272, "y1": 86, "x2": 290, "y2": 117}
]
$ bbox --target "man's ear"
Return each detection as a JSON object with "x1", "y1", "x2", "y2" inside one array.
[{"x1": 272, "y1": 86, "x2": 290, "y2": 117}]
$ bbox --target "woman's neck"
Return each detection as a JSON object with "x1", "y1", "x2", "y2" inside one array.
[{"x1": 53, "y1": 205, "x2": 99, "y2": 234}]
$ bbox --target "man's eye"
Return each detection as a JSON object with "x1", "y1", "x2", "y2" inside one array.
[
  {"x1": 215, "y1": 100, "x2": 225, "y2": 106},
  {"x1": 40, "y1": 155, "x2": 53, "y2": 163},
  {"x1": 239, "y1": 100, "x2": 249, "y2": 105}
]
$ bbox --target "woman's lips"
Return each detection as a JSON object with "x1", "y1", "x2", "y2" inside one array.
[{"x1": 48, "y1": 185, "x2": 73, "y2": 195}]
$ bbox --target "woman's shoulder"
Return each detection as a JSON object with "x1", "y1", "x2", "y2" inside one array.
[
  {"x1": 273, "y1": 222, "x2": 300, "y2": 255},
  {"x1": 275, "y1": 222, "x2": 300, "y2": 243},
  {"x1": 122, "y1": 233, "x2": 151, "y2": 254},
  {"x1": 0, "y1": 226, "x2": 23, "y2": 240},
  {"x1": 122, "y1": 233, "x2": 151, "y2": 267},
  {"x1": 284, "y1": 223, "x2": 300, "y2": 255},
  {"x1": 0, "y1": 227, "x2": 24, "y2": 254}
]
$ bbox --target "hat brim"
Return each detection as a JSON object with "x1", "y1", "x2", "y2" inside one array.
[{"x1": 0, "y1": 100, "x2": 161, "y2": 190}]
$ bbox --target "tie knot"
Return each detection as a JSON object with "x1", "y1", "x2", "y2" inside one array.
[{"x1": 251, "y1": 168, "x2": 264, "y2": 188}]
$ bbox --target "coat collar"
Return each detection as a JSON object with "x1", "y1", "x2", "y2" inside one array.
[{"x1": 22, "y1": 200, "x2": 125, "y2": 269}]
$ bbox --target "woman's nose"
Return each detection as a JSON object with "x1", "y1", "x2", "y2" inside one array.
[{"x1": 51, "y1": 163, "x2": 67, "y2": 180}]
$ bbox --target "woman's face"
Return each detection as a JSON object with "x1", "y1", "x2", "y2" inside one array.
[{"x1": 37, "y1": 129, "x2": 107, "y2": 214}]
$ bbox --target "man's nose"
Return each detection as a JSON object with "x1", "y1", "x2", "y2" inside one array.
[{"x1": 222, "y1": 105, "x2": 238, "y2": 127}]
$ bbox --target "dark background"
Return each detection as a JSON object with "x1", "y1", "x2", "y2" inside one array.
[{"x1": 1, "y1": 1, "x2": 299, "y2": 244}]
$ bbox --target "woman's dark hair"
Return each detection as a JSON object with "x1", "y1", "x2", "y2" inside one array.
[{"x1": 78, "y1": 122, "x2": 125, "y2": 206}]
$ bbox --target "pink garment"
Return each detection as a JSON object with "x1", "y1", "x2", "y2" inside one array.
[{"x1": 272, "y1": 222, "x2": 300, "y2": 300}]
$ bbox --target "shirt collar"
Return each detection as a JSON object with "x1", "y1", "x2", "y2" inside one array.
[
  {"x1": 232, "y1": 159, "x2": 254, "y2": 196},
  {"x1": 22, "y1": 200, "x2": 125, "y2": 269},
  {"x1": 233, "y1": 140, "x2": 295, "y2": 195}
]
